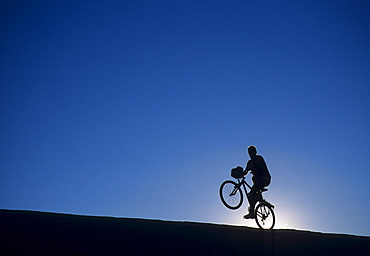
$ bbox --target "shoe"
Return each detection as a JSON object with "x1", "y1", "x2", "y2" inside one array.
[{"x1": 243, "y1": 212, "x2": 255, "y2": 219}]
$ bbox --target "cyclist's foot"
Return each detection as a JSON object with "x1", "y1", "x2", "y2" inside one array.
[{"x1": 243, "y1": 212, "x2": 255, "y2": 219}]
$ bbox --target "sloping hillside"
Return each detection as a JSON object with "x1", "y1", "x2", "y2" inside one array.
[{"x1": 1, "y1": 210, "x2": 369, "y2": 255}]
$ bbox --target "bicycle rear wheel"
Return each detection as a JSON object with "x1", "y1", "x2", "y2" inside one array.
[
  {"x1": 219, "y1": 180, "x2": 243, "y2": 210},
  {"x1": 254, "y1": 202, "x2": 275, "y2": 229}
]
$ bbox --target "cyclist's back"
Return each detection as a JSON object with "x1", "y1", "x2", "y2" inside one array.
[{"x1": 246, "y1": 154, "x2": 271, "y2": 180}]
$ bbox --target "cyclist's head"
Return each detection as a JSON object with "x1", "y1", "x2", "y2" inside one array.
[{"x1": 248, "y1": 145, "x2": 257, "y2": 157}]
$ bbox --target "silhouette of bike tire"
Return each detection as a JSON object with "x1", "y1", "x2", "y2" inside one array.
[
  {"x1": 254, "y1": 202, "x2": 275, "y2": 229},
  {"x1": 219, "y1": 180, "x2": 243, "y2": 210}
]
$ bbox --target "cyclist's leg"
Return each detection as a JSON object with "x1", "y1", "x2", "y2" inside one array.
[
  {"x1": 264, "y1": 176, "x2": 271, "y2": 187},
  {"x1": 250, "y1": 177, "x2": 265, "y2": 207},
  {"x1": 245, "y1": 177, "x2": 264, "y2": 217}
]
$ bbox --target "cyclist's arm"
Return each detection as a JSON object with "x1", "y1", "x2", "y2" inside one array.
[{"x1": 244, "y1": 160, "x2": 253, "y2": 175}]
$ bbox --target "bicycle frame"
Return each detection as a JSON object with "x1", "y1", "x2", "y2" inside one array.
[
  {"x1": 232, "y1": 177, "x2": 251, "y2": 196},
  {"x1": 232, "y1": 176, "x2": 264, "y2": 203}
]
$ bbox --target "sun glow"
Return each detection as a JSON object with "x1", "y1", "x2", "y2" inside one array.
[
  {"x1": 273, "y1": 206, "x2": 307, "y2": 230},
  {"x1": 216, "y1": 202, "x2": 306, "y2": 231}
]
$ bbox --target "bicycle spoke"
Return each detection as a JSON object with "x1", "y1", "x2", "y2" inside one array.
[
  {"x1": 255, "y1": 203, "x2": 275, "y2": 229},
  {"x1": 220, "y1": 180, "x2": 243, "y2": 210}
]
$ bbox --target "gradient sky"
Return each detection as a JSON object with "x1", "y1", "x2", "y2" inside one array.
[{"x1": 1, "y1": 1, "x2": 369, "y2": 236}]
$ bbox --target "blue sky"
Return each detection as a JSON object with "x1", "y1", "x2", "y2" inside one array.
[{"x1": 1, "y1": 1, "x2": 369, "y2": 236}]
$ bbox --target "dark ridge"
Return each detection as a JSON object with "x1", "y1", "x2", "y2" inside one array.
[{"x1": 1, "y1": 209, "x2": 369, "y2": 255}]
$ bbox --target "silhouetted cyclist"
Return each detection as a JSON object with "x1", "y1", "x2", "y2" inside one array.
[{"x1": 243, "y1": 146, "x2": 271, "y2": 219}]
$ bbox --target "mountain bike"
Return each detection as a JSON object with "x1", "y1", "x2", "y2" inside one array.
[{"x1": 219, "y1": 169, "x2": 275, "y2": 229}]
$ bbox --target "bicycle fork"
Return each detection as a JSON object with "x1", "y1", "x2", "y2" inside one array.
[{"x1": 230, "y1": 183, "x2": 241, "y2": 196}]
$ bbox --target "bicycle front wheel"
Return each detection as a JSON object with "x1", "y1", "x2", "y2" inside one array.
[
  {"x1": 255, "y1": 202, "x2": 275, "y2": 229},
  {"x1": 219, "y1": 180, "x2": 243, "y2": 210}
]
